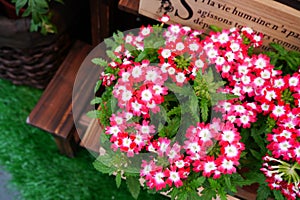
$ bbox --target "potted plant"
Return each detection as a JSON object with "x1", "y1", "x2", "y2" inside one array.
[
  {"x1": 0, "y1": 0, "x2": 64, "y2": 34},
  {"x1": 0, "y1": 0, "x2": 87, "y2": 88},
  {"x1": 88, "y1": 15, "x2": 300, "y2": 200}
]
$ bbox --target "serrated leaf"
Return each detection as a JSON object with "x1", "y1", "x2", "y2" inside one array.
[
  {"x1": 250, "y1": 149, "x2": 263, "y2": 160},
  {"x1": 106, "y1": 50, "x2": 118, "y2": 61},
  {"x1": 256, "y1": 184, "x2": 271, "y2": 200},
  {"x1": 94, "y1": 80, "x2": 102, "y2": 93},
  {"x1": 167, "y1": 106, "x2": 181, "y2": 117},
  {"x1": 273, "y1": 189, "x2": 285, "y2": 200},
  {"x1": 135, "y1": 50, "x2": 148, "y2": 62},
  {"x1": 113, "y1": 31, "x2": 124, "y2": 44},
  {"x1": 200, "y1": 98, "x2": 209, "y2": 122},
  {"x1": 177, "y1": 192, "x2": 188, "y2": 200},
  {"x1": 165, "y1": 83, "x2": 194, "y2": 96},
  {"x1": 90, "y1": 97, "x2": 102, "y2": 105},
  {"x1": 218, "y1": 189, "x2": 227, "y2": 200},
  {"x1": 91, "y1": 58, "x2": 108, "y2": 67},
  {"x1": 153, "y1": 40, "x2": 165, "y2": 49},
  {"x1": 104, "y1": 38, "x2": 117, "y2": 48},
  {"x1": 224, "y1": 176, "x2": 232, "y2": 190},
  {"x1": 86, "y1": 110, "x2": 99, "y2": 119},
  {"x1": 189, "y1": 94, "x2": 200, "y2": 122},
  {"x1": 208, "y1": 178, "x2": 219, "y2": 189},
  {"x1": 93, "y1": 159, "x2": 115, "y2": 174},
  {"x1": 270, "y1": 43, "x2": 286, "y2": 54},
  {"x1": 250, "y1": 128, "x2": 267, "y2": 152},
  {"x1": 242, "y1": 171, "x2": 265, "y2": 185},
  {"x1": 125, "y1": 44, "x2": 137, "y2": 55},
  {"x1": 15, "y1": 0, "x2": 27, "y2": 14},
  {"x1": 200, "y1": 187, "x2": 217, "y2": 200},
  {"x1": 190, "y1": 176, "x2": 206, "y2": 188},
  {"x1": 126, "y1": 176, "x2": 140, "y2": 199},
  {"x1": 115, "y1": 172, "x2": 122, "y2": 188},
  {"x1": 209, "y1": 25, "x2": 222, "y2": 32}
]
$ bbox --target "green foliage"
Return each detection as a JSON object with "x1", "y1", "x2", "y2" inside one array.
[
  {"x1": 264, "y1": 43, "x2": 300, "y2": 74},
  {"x1": 11, "y1": 0, "x2": 63, "y2": 34},
  {"x1": 273, "y1": 189, "x2": 285, "y2": 200},
  {"x1": 91, "y1": 58, "x2": 108, "y2": 67},
  {"x1": 126, "y1": 176, "x2": 141, "y2": 199},
  {"x1": 115, "y1": 172, "x2": 122, "y2": 188},
  {"x1": 193, "y1": 68, "x2": 228, "y2": 122},
  {"x1": 257, "y1": 183, "x2": 272, "y2": 200},
  {"x1": 209, "y1": 25, "x2": 222, "y2": 33},
  {"x1": 170, "y1": 176, "x2": 206, "y2": 200}
]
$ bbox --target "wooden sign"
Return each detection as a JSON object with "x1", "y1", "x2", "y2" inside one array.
[{"x1": 139, "y1": 0, "x2": 300, "y2": 52}]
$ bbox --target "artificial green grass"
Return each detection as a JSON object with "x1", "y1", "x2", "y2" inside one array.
[{"x1": 0, "y1": 78, "x2": 168, "y2": 200}]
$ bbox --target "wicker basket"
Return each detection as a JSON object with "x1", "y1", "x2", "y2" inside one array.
[{"x1": 0, "y1": 13, "x2": 73, "y2": 89}]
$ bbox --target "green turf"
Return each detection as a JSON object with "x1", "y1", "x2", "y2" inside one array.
[{"x1": 0, "y1": 78, "x2": 168, "y2": 200}]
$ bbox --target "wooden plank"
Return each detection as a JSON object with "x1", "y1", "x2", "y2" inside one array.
[
  {"x1": 139, "y1": 0, "x2": 300, "y2": 52},
  {"x1": 118, "y1": 0, "x2": 140, "y2": 15},
  {"x1": 27, "y1": 40, "x2": 92, "y2": 139},
  {"x1": 89, "y1": 0, "x2": 110, "y2": 46}
]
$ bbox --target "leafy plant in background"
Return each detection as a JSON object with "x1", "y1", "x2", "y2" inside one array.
[
  {"x1": 89, "y1": 16, "x2": 300, "y2": 200},
  {"x1": 10, "y1": 0, "x2": 64, "y2": 34}
]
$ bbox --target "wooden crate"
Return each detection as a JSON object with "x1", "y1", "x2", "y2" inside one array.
[{"x1": 138, "y1": 0, "x2": 300, "y2": 52}]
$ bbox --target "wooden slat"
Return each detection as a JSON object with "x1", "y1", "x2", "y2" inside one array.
[
  {"x1": 89, "y1": 0, "x2": 116, "y2": 46},
  {"x1": 118, "y1": 0, "x2": 140, "y2": 15},
  {"x1": 27, "y1": 40, "x2": 92, "y2": 139}
]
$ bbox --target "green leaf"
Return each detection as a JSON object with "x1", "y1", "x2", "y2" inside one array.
[
  {"x1": 177, "y1": 192, "x2": 188, "y2": 200},
  {"x1": 250, "y1": 127, "x2": 267, "y2": 152},
  {"x1": 90, "y1": 97, "x2": 102, "y2": 105},
  {"x1": 200, "y1": 98, "x2": 209, "y2": 122},
  {"x1": 115, "y1": 172, "x2": 122, "y2": 188},
  {"x1": 231, "y1": 173, "x2": 258, "y2": 187},
  {"x1": 188, "y1": 191, "x2": 202, "y2": 200},
  {"x1": 273, "y1": 189, "x2": 285, "y2": 200},
  {"x1": 153, "y1": 40, "x2": 165, "y2": 49},
  {"x1": 165, "y1": 83, "x2": 194, "y2": 96},
  {"x1": 218, "y1": 189, "x2": 227, "y2": 200},
  {"x1": 93, "y1": 159, "x2": 115, "y2": 174},
  {"x1": 250, "y1": 149, "x2": 263, "y2": 160},
  {"x1": 94, "y1": 80, "x2": 102, "y2": 93},
  {"x1": 35, "y1": 0, "x2": 48, "y2": 9},
  {"x1": 86, "y1": 110, "x2": 99, "y2": 119},
  {"x1": 91, "y1": 58, "x2": 108, "y2": 67},
  {"x1": 256, "y1": 184, "x2": 271, "y2": 200},
  {"x1": 190, "y1": 176, "x2": 206, "y2": 188},
  {"x1": 135, "y1": 50, "x2": 148, "y2": 62},
  {"x1": 106, "y1": 50, "x2": 118, "y2": 61},
  {"x1": 200, "y1": 187, "x2": 217, "y2": 200},
  {"x1": 104, "y1": 38, "x2": 117, "y2": 48},
  {"x1": 126, "y1": 176, "x2": 140, "y2": 199},
  {"x1": 209, "y1": 25, "x2": 222, "y2": 32},
  {"x1": 208, "y1": 178, "x2": 219, "y2": 189},
  {"x1": 224, "y1": 176, "x2": 232, "y2": 191},
  {"x1": 270, "y1": 43, "x2": 286, "y2": 55},
  {"x1": 15, "y1": 0, "x2": 27, "y2": 14},
  {"x1": 167, "y1": 106, "x2": 181, "y2": 117}
]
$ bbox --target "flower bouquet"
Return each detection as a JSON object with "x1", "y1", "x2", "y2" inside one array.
[{"x1": 89, "y1": 16, "x2": 300, "y2": 200}]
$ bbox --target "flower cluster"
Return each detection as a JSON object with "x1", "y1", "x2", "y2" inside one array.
[
  {"x1": 92, "y1": 15, "x2": 300, "y2": 199},
  {"x1": 203, "y1": 26, "x2": 300, "y2": 199}
]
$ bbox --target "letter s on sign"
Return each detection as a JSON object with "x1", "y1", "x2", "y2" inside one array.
[{"x1": 174, "y1": 0, "x2": 193, "y2": 20}]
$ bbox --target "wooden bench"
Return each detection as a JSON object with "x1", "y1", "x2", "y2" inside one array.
[{"x1": 27, "y1": 40, "x2": 93, "y2": 157}]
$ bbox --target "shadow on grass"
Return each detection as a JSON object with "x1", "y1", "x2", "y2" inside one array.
[{"x1": 0, "y1": 78, "x2": 168, "y2": 200}]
